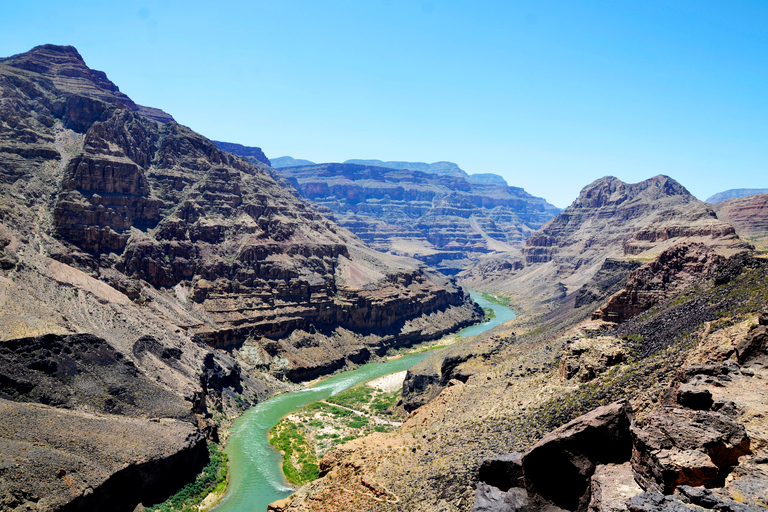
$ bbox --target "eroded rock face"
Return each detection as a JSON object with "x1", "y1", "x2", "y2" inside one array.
[
  {"x1": 0, "y1": 398, "x2": 207, "y2": 512},
  {"x1": 630, "y1": 407, "x2": 750, "y2": 493},
  {"x1": 460, "y1": 175, "x2": 749, "y2": 310},
  {"x1": 712, "y1": 193, "x2": 768, "y2": 250},
  {"x1": 0, "y1": 44, "x2": 480, "y2": 382},
  {"x1": 523, "y1": 401, "x2": 635, "y2": 511},
  {"x1": 272, "y1": 162, "x2": 560, "y2": 275},
  {"x1": 592, "y1": 243, "x2": 726, "y2": 323}
]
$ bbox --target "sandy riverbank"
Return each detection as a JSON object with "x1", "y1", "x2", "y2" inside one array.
[{"x1": 366, "y1": 370, "x2": 407, "y2": 393}]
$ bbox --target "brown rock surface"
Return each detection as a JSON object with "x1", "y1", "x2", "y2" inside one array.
[
  {"x1": 713, "y1": 193, "x2": 768, "y2": 251},
  {"x1": 522, "y1": 401, "x2": 635, "y2": 511},
  {"x1": 460, "y1": 175, "x2": 748, "y2": 312},
  {"x1": 0, "y1": 398, "x2": 206, "y2": 512},
  {"x1": 592, "y1": 243, "x2": 726, "y2": 323},
  {"x1": 273, "y1": 162, "x2": 559, "y2": 275},
  {"x1": 588, "y1": 463, "x2": 643, "y2": 512}
]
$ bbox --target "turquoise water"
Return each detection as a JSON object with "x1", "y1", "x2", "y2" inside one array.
[
  {"x1": 212, "y1": 291, "x2": 514, "y2": 512},
  {"x1": 460, "y1": 291, "x2": 517, "y2": 337}
]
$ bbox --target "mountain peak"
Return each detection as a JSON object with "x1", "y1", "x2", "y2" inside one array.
[
  {"x1": 1, "y1": 44, "x2": 175, "y2": 124},
  {"x1": 573, "y1": 175, "x2": 692, "y2": 209}
]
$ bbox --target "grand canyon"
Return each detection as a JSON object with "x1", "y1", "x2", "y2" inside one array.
[{"x1": 0, "y1": 43, "x2": 766, "y2": 512}]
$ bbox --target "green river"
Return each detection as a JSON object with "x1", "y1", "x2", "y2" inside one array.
[{"x1": 212, "y1": 292, "x2": 515, "y2": 512}]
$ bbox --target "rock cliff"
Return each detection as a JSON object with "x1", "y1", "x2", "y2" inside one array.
[
  {"x1": 592, "y1": 243, "x2": 726, "y2": 322},
  {"x1": 712, "y1": 193, "x2": 768, "y2": 251},
  {"x1": 460, "y1": 175, "x2": 749, "y2": 311},
  {"x1": 269, "y1": 162, "x2": 559, "y2": 275},
  {"x1": 0, "y1": 44, "x2": 480, "y2": 510}
]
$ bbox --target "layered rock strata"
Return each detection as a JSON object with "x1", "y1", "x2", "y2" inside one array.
[
  {"x1": 712, "y1": 193, "x2": 768, "y2": 251},
  {"x1": 269, "y1": 162, "x2": 559, "y2": 275},
  {"x1": 460, "y1": 175, "x2": 749, "y2": 311},
  {"x1": 0, "y1": 43, "x2": 478, "y2": 379},
  {"x1": 592, "y1": 243, "x2": 726, "y2": 322},
  {"x1": 0, "y1": 44, "x2": 481, "y2": 510}
]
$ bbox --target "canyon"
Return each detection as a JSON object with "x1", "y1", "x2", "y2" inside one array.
[
  {"x1": 0, "y1": 44, "x2": 480, "y2": 510},
  {"x1": 1, "y1": 43, "x2": 768, "y2": 512}
]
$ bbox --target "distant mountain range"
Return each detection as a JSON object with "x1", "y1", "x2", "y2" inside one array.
[
  {"x1": 269, "y1": 154, "x2": 510, "y2": 186},
  {"x1": 271, "y1": 155, "x2": 317, "y2": 168},
  {"x1": 705, "y1": 188, "x2": 768, "y2": 203}
]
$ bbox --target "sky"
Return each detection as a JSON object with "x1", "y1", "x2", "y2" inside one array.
[{"x1": 1, "y1": 1, "x2": 766, "y2": 208}]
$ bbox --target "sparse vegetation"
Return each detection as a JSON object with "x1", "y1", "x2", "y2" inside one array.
[
  {"x1": 479, "y1": 292, "x2": 513, "y2": 306},
  {"x1": 144, "y1": 443, "x2": 228, "y2": 512},
  {"x1": 269, "y1": 421, "x2": 319, "y2": 486}
]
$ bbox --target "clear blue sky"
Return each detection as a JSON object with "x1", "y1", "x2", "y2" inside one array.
[{"x1": 2, "y1": 1, "x2": 766, "y2": 207}]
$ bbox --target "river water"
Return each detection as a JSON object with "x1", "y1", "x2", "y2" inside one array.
[{"x1": 211, "y1": 292, "x2": 514, "y2": 512}]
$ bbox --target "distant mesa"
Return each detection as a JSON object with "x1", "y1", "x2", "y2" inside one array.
[
  {"x1": 706, "y1": 188, "x2": 768, "y2": 203},
  {"x1": 469, "y1": 172, "x2": 508, "y2": 186},
  {"x1": 213, "y1": 140, "x2": 271, "y2": 166},
  {"x1": 271, "y1": 155, "x2": 317, "y2": 168},
  {"x1": 344, "y1": 158, "x2": 509, "y2": 186}
]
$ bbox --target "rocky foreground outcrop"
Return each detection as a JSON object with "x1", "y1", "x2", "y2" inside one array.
[
  {"x1": 460, "y1": 175, "x2": 750, "y2": 311},
  {"x1": 474, "y1": 347, "x2": 768, "y2": 512},
  {"x1": 0, "y1": 44, "x2": 481, "y2": 510},
  {"x1": 267, "y1": 162, "x2": 559, "y2": 275}
]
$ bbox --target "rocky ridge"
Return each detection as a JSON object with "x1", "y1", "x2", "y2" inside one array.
[
  {"x1": 705, "y1": 189, "x2": 768, "y2": 204},
  {"x1": 460, "y1": 175, "x2": 750, "y2": 312},
  {"x1": 0, "y1": 44, "x2": 480, "y2": 510}
]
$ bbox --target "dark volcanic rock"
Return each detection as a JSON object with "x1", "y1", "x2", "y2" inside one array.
[
  {"x1": 675, "y1": 384, "x2": 713, "y2": 411},
  {"x1": 0, "y1": 333, "x2": 192, "y2": 420},
  {"x1": 478, "y1": 452, "x2": 524, "y2": 492},
  {"x1": 574, "y1": 259, "x2": 643, "y2": 309},
  {"x1": 630, "y1": 407, "x2": 751, "y2": 494},
  {"x1": 522, "y1": 400, "x2": 635, "y2": 511}
]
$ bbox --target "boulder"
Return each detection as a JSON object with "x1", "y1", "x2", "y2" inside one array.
[
  {"x1": 522, "y1": 400, "x2": 635, "y2": 511},
  {"x1": 630, "y1": 408, "x2": 751, "y2": 493},
  {"x1": 675, "y1": 384, "x2": 713, "y2": 411},
  {"x1": 735, "y1": 324, "x2": 768, "y2": 364},
  {"x1": 473, "y1": 483, "x2": 530, "y2": 512},
  {"x1": 478, "y1": 452, "x2": 524, "y2": 492}
]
